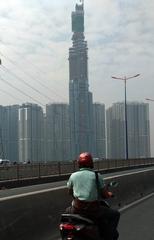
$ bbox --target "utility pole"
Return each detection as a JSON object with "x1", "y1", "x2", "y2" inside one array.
[{"x1": 111, "y1": 74, "x2": 140, "y2": 160}]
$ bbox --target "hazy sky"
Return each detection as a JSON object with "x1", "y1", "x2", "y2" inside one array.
[{"x1": 0, "y1": 0, "x2": 154, "y2": 154}]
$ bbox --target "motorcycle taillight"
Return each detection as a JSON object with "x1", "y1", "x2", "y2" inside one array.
[{"x1": 60, "y1": 223, "x2": 76, "y2": 231}]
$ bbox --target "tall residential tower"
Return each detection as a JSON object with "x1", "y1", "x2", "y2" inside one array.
[
  {"x1": 93, "y1": 103, "x2": 106, "y2": 159},
  {"x1": 69, "y1": 1, "x2": 94, "y2": 159},
  {"x1": 18, "y1": 103, "x2": 44, "y2": 163},
  {"x1": 45, "y1": 103, "x2": 71, "y2": 162},
  {"x1": 106, "y1": 102, "x2": 151, "y2": 159}
]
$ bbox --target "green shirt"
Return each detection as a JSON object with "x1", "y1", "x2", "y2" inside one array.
[{"x1": 67, "y1": 168, "x2": 105, "y2": 201}]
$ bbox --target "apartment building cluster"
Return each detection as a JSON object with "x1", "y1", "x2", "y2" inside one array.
[
  {"x1": 0, "y1": 101, "x2": 151, "y2": 163},
  {"x1": 0, "y1": 102, "x2": 107, "y2": 162}
]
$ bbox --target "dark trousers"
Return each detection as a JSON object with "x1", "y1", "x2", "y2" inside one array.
[
  {"x1": 66, "y1": 202, "x2": 120, "y2": 240},
  {"x1": 96, "y1": 205, "x2": 120, "y2": 240}
]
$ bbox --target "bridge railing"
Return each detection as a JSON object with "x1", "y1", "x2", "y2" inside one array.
[{"x1": 0, "y1": 158, "x2": 154, "y2": 182}]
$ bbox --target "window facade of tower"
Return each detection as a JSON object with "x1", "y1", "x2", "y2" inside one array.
[{"x1": 69, "y1": 2, "x2": 94, "y2": 159}]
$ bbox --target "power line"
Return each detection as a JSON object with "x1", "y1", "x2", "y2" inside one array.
[
  {"x1": 0, "y1": 50, "x2": 68, "y2": 102},
  {"x1": 1, "y1": 65, "x2": 55, "y2": 103},
  {"x1": 27, "y1": 60, "x2": 68, "y2": 100},
  {"x1": 0, "y1": 66, "x2": 67, "y2": 117},
  {"x1": 0, "y1": 54, "x2": 69, "y2": 120},
  {"x1": 0, "y1": 57, "x2": 91, "y2": 129},
  {"x1": 0, "y1": 86, "x2": 23, "y2": 102},
  {"x1": 0, "y1": 75, "x2": 45, "y2": 107},
  {"x1": 0, "y1": 71, "x2": 67, "y2": 117}
]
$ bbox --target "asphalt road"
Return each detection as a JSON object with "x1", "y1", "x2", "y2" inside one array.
[
  {"x1": 119, "y1": 194, "x2": 154, "y2": 240},
  {"x1": 51, "y1": 194, "x2": 154, "y2": 240}
]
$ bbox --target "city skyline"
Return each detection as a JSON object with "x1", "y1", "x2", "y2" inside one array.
[{"x1": 0, "y1": 0, "x2": 154, "y2": 155}]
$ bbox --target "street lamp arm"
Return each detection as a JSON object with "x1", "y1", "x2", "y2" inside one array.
[
  {"x1": 111, "y1": 76, "x2": 125, "y2": 80},
  {"x1": 112, "y1": 74, "x2": 140, "y2": 81},
  {"x1": 126, "y1": 74, "x2": 140, "y2": 80}
]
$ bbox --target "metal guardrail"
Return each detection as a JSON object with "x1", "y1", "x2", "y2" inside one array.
[{"x1": 0, "y1": 158, "x2": 154, "y2": 182}]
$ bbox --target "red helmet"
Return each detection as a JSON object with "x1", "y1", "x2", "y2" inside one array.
[{"x1": 78, "y1": 152, "x2": 94, "y2": 168}]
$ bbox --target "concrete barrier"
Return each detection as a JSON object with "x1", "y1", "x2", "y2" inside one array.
[
  {"x1": 1, "y1": 163, "x2": 154, "y2": 189},
  {"x1": 0, "y1": 168, "x2": 154, "y2": 240},
  {"x1": 0, "y1": 186, "x2": 71, "y2": 240},
  {"x1": 105, "y1": 168, "x2": 154, "y2": 208}
]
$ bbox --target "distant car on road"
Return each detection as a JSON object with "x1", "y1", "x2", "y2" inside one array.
[{"x1": 0, "y1": 159, "x2": 11, "y2": 166}]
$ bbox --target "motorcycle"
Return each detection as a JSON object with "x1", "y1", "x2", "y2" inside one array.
[{"x1": 59, "y1": 181, "x2": 118, "y2": 240}]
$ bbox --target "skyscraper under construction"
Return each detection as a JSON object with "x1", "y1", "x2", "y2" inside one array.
[{"x1": 69, "y1": 1, "x2": 94, "y2": 159}]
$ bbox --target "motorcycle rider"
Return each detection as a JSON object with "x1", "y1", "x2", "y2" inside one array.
[{"x1": 66, "y1": 152, "x2": 120, "y2": 240}]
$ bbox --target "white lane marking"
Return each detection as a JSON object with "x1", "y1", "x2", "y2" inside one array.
[
  {"x1": 0, "y1": 168, "x2": 153, "y2": 201},
  {"x1": 0, "y1": 186, "x2": 66, "y2": 201},
  {"x1": 105, "y1": 167, "x2": 154, "y2": 180},
  {"x1": 119, "y1": 192, "x2": 154, "y2": 212}
]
